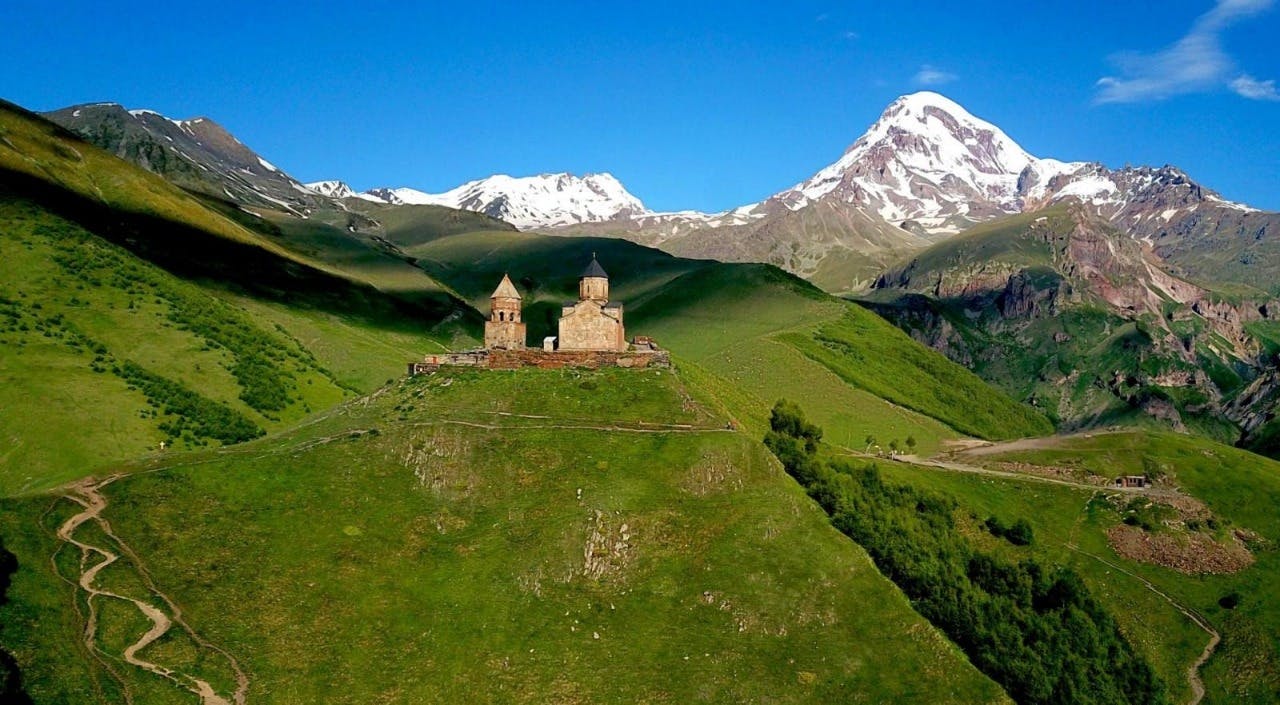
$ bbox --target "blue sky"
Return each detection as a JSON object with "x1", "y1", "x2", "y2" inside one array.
[{"x1": 5, "y1": 1, "x2": 1278, "y2": 211}]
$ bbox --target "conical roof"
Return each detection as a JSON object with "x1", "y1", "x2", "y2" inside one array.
[
  {"x1": 580, "y1": 255, "x2": 609, "y2": 279},
  {"x1": 491, "y1": 273, "x2": 521, "y2": 299}
]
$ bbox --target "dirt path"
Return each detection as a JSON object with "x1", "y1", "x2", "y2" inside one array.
[
  {"x1": 892, "y1": 454, "x2": 1139, "y2": 494},
  {"x1": 410, "y1": 419, "x2": 737, "y2": 434},
  {"x1": 894, "y1": 454, "x2": 1219, "y2": 704},
  {"x1": 55, "y1": 476, "x2": 248, "y2": 705},
  {"x1": 955, "y1": 430, "x2": 1129, "y2": 458},
  {"x1": 1065, "y1": 544, "x2": 1219, "y2": 705}
]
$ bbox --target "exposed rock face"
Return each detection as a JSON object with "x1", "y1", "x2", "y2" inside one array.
[
  {"x1": 867, "y1": 204, "x2": 1280, "y2": 440},
  {"x1": 998, "y1": 271, "x2": 1062, "y2": 319}
]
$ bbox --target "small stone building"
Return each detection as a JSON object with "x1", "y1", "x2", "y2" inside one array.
[
  {"x1": 558, "y1": 256, "x2": 626, "y2": 352},
  {"x1": 483, "y1": 274, "x2": 526, "y2": 350}
]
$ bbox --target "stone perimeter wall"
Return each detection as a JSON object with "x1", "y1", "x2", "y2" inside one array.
[{"x1": 409, "y1": 349, "x2": 670, "y2": 375}]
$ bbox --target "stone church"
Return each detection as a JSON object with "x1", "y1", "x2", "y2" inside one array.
[
  {"x1": 557, "y1": 256, "x2": 626, "y2": 351},
  {"x1": 482, "y1": 255, "x2": 627, "y2": 352}
]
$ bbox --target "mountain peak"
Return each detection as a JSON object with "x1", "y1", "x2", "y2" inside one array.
[
  {"x1": 364, "y1": 172, "x2": 648, "y2": 229},
  {"x1": 767, "y1": 93, "x2": 1036, "y2": 230}
]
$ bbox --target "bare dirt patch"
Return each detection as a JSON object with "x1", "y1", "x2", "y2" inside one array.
[{"x1": 1107, "y1": 524, "x2": 1255, "y2": 575}]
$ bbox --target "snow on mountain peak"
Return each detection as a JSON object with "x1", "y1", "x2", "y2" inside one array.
[
  {"x1": 305, "y1": 180, "x2": 356, "y2": 198},
  {"x1": 769, "y1": 91, "x2": 1048, "y2": 230},
  {"x1": 361, "y1": 172, "x2": 649, "y2": 229}
]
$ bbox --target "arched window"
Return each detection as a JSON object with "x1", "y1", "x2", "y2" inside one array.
[{"x1": 499, "y1": 311, "x2": 505, "y2": 321}]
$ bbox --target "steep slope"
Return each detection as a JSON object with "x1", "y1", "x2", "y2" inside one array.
[
  {"x1": 543, "y1": 92, "x2": 1279, "y2": 296},
  {"x1": 0, "y1": 100, "x2": 485, "y2": 492},
  {"x1": 908, "y1": 430, "x2": 1280, "y2": 703},
  {"x1": 303, "y1": 179, "x2": 382, "y2": 201},
  {"x1": 44, "y1": 103, "x2": 326, "y2": 215},
  {"x1": 0, "y1": 368, "x2": 1011, "y2": 704},
  {"x1": 864, "y1": 204, "x2": 1280, "y2": 444},
  {"x1": 402, "y1": 225, "x2": 1049, "y2": 443},
  {"x1": 763, "y1": 91, "x2": 1036, "y2": 231}
]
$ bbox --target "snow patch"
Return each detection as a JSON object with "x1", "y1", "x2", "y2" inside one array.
[{"x1": 365, "y1": 173, "x2": 651, "y2": 229}]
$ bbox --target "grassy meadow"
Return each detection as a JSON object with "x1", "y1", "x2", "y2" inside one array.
[{"x1": 0, "y1": 369, "x2": 1009, "y2": 704}]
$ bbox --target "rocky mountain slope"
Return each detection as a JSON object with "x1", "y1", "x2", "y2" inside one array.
[
  {"x1": 551, "y1": 93, "x2": 1279, "y2": 294},
  {"x1": 42, "y1": 103, "x2": 334, "y2": 216},
  {"x1": 863, "y1": 203, "x2": 1280, "y2": 452}
]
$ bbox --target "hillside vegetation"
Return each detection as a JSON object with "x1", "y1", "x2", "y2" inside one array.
[
  {"x1": 865, "y1": 204, "x2": 1278, "y2": 447},
  {"x1": 874, "y1": 431, "x2": 1280, "y2": 704},
  {"x1": 765, "y1": 402, "x2": 1166, "y2": 705},
  {"x1": 0, "y1": 369, "x2": 1009, "y2": 704},
  {"x1": 406, "y1": 229, "x2": 1049, "y2": 447}
]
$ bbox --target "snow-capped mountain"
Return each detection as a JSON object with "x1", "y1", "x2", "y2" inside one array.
[
  {"x1": 361, "y1": 173, "x2": 648, "y2": 229},
  {"x1": 763, "y1": 91, "x2": 1038, "y2": 231},
  {"x1": 548, "y1": 91, "x2": 1272, "y2": 289}
]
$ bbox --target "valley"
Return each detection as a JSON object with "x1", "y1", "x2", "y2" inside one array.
[{"x1": 1, "y1": 79, "x2": 1278, "y2": 705}]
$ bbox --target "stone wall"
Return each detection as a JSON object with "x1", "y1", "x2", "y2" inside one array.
[
  {"x1": 484, "y1": 319, "x2": 526, "y2": 350},
  {"x1": 489, "y1": 349, "x2": 669, "y2": 370},
  {"x1": 409, "y1": 348, "x2": 669, "y2": 375},
  {"x1": 558, "y1": 301, "x2": 626, "y2": 352}
]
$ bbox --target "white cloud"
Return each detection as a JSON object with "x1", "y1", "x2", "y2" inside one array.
[
  {"x1": 1095, "y1": 0, "x2": 1277, "y2": 103},
  {"x1": 842, "y1": 30, "x2": 859, "y2": 40},
  {"x1": 1231, "y1": 74, "x2": 1280, "y2": 100},
  {"x1": 914, "y1": 64, "x2": 957, "y2": 86}
]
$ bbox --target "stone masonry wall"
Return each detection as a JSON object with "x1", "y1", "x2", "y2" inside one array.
[{"x1": 409, "y1": 349, "x2": 670, "y2": 375}]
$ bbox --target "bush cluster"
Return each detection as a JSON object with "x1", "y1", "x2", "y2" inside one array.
[
  {"x1": 118, "y1": 361, "x2": 263, "y2": 445},
  {"x1": 764, "y1": 400, "x2": 1166, "y2": 705},
  {"x1": 0, "y1": 540, "x2": 33, "y2": 704},
  {"x1": 45, "y1": 226, "x2": 304, "y2": 413},
  {"x1": 985, "y1": 515, "x2": 1035, "y2": 546}
]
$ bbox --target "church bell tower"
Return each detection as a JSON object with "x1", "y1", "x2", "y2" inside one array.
[{"x1": 484, "y1": 274, "x2": 526, "y2": 350}]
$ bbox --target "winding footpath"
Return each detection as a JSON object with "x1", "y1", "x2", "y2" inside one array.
[
  {"x1": 55, "y1": 476, "x2": 248, "y2": 705},
  {"x1": 1064, "y1": 543, "x2": 1220, "y2": 705}
]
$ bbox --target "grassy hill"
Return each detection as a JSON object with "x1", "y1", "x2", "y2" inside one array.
[
  {"x1": 16, "y1": 92, "x2": 1266, "y2": 705},
  {"x1": 0, "y1": 368, "x2": 1010, "y2": 704},
  {"x1": 403, "y1": 228, "x2": 1050, "y2": 449},
  {"x1": 878, "y1": 431, "x2": 1280, "y2": 704},
  {"x1": 0, "y1": 102, "x2": 488, "y2": 495}
]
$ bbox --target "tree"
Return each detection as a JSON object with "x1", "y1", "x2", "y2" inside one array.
[
  {"x1": 905, "y1": 435, "x2": 918, "y2": 453},
  {"x1": 864, "y1": 434, "x2": 877, "y2": 452},
  {"x1": 889, "y1": 439, "x2": 901, "y2": 455}
]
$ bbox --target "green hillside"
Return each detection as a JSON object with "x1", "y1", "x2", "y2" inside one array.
[
  {"x1": 404, "y1": 229, "x2": 1050, "y2": 447},
  {"x1": 883, "y1": 431, "x2": 1280, "y2": 704},
  {"x1": 0, "y1": 368, "x2": 1009, "y2": 704},
  {"x1": 864, "y1": 204, "x2": 1274, "y2": 445},
  {"x1": 0, "y1": 103, "x2": 487, "y2": 495}
]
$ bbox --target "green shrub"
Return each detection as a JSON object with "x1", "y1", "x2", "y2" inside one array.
[{"x1": 764, "y1": 401, "x2": 1166, "y2": 705}]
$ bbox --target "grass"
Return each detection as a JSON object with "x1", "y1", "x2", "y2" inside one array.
[
  {"x1": 0, "y1": 369, "x2": 1009, "y2": 704},
  {"x1": 780, "y1": 309, "x2": 1053, "y2": 441},
  {"x1": 898, "y1": 431, "x2": 1280, "y2": 704},
  {"x1": 0, "y1": 198, "x2": 353, "y2": 494},
  {"x1": 863, "y1": 202, "x2": 1275, "y2": 444}
]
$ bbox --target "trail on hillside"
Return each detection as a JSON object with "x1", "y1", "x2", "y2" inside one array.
[
  {"x1": 903, "y1": 454, "x2": 1218, "y2": 705},
  {"x1": 410, "y1": 419, "x2": 737, "y2": 434},
  {"x1": 1065, "y1": 544, "x2": 1219, "y2": 705},
  {"x1": 54, "y1": 476, "x2": 249, "y2": 705},
  {"x1": 885, "y1": 451, "x2": 1219, "y2": 704}
]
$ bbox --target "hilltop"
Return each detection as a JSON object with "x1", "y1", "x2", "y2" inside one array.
[{"x1": 0, "y1": 368, "x2": 1012, "y2": 704}]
